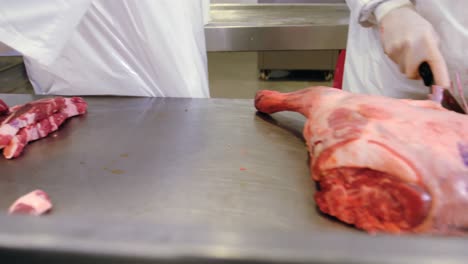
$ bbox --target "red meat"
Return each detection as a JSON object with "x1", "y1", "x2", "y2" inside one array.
[{"x1": 255, "y1": 87, "x2": 468, "y2": 234}]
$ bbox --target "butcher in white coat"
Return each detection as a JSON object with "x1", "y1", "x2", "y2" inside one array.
[
  {"x1": 343, "y1": 0, "x2": 468, "y2": 101},
  {"x1": 0, "y1": 0, "x2": 210, "y2": 98}
]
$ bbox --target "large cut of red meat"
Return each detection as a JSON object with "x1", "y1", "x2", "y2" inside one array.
[{"x1": 255, "y1": 86, "x2": 468, "y2": 235}]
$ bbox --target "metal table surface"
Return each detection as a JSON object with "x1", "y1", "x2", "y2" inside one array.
[
  {"x1": 205, "y1": 4, "x2": 349, "y2": 51},
  {"x1": 0, "y1": 94, "x2": 467, "y2": 263}
]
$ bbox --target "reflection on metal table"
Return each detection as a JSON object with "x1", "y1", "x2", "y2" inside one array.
[{"x1": 0, "y1": 94, "x2": 467, "y2": 264}]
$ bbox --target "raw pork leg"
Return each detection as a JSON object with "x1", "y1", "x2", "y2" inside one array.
[
  {"x1": 0, "y1": 97, "x2": 66, "y2": 148},
  {"x1": 3, "y1": 97, "x2": 88, "y2": 159},
  {"x1": 8, "y1": 190, "x2": 52, "y2": 216},
  {"x1": 255, "y1": 87, "x2": 468, "y2": 235}
]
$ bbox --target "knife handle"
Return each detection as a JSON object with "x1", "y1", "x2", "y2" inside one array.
[{"x1": 418, "y1": 62, "x2": 434, "y2": 87}]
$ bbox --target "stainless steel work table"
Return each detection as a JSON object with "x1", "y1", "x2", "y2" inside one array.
[{"x1": 0, "y1": 94, "x2": 467, "y2": 263}]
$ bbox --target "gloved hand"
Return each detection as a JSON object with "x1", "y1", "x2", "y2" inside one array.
[{"x1": 378, "y1": 5, "x2": 450, "y2": 88}]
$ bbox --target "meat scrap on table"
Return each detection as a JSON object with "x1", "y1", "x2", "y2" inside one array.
[
  {"x1": 9, "y1": 190, "x2": 52, "y2": 216},
  {"x1": 255, "y1": 86, "x2": 468, "y2": 235},
  {"x1": 0, "y1": 96, "x2": 88, "y2": 159}
]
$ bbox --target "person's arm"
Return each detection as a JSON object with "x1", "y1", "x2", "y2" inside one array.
[
  {"x1": 0, "y1": 0, "x2": 92, "y2": 66},
  {"x1": 353, "y1": 0, "x2": 414, "y2": 27},
  {"x1": 346, "y1": 0, "x2": 450, "y2": 88}
]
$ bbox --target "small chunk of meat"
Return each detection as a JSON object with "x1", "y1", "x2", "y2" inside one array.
[{"x1": 8, "y1": 190, "x2": 52, "y2": 216}]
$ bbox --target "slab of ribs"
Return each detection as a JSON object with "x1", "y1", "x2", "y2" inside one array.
[
  {"x1": 0, "y1": 96, "x2": 87, "y2": 159},
  {"x1": 1, "y1": 96, "x2": 87, "y2": 216},
  {"x1": 255, "y1": 86, "x2": 468, "y2": 235}
]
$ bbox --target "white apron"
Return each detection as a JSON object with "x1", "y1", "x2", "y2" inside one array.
[{"x1": 0, "y1": 0, "x2": 210, "y2": 98}]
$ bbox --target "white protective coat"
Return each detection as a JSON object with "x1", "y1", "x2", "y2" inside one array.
[
  {"x1": 344, "y1": 0, "x2": 468, "y2": 100},
  {"x1": 0, "y1": 0, "x2": 210, "y2": 98}
]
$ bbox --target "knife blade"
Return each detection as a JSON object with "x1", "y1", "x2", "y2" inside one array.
[{"x1": 418, "y1": 62, "x2": 466, "y2": 114}]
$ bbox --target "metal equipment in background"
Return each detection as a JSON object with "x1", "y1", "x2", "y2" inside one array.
[{"x1": 206, "y1": 0, "x2": 349, "y2": 82}]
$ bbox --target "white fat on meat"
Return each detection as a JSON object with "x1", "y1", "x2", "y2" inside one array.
[
  {"x1": 2, "y1": 97, "x2": 88, "y2": 159},
  {"x1": 8, "y1": 190, "x2": 52, "y2": 216},
  {"x1": 62, "y1": 101, "x2": 79, "y2": 116},
  {"x1": 0, "y1": 124, "x2": 17, "y2": 136}
]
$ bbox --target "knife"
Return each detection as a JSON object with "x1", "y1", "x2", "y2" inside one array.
[{"x1": 418, "y1": 62, "x2": 466, "y2": 114}]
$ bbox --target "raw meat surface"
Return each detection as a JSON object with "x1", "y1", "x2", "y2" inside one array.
[
  {"x1": 3, "y1": 97, "x2": 88, "y2": 159},
  {"x1": 0, "y1": 97, "x2": 66, "y2": 149},
  {"x1": 0, "y1": 99, "x2": 7, "y2": 115},
  {"x1": 0, "y1": 97, "x2": 87, "y2": 159},
  {"x1": 254, "y1": 86, "x2": 468, "y2": 235},
  {"x1": 8, "y1": 190, "x2": 52, "y2": 216}
]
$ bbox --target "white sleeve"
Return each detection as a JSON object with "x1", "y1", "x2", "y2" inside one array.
[
  {"x1": 0, "y1": 0, "x2": 92, "y2": 66},
  {"x1": 346, "y1": 0, "x2": 414, "y2": 27}
]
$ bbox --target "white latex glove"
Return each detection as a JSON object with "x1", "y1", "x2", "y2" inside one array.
[{"x1": 378, "y1": 6, "x2": 450, "y2": 87}]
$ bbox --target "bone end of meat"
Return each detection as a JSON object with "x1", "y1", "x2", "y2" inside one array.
[
  {"x1": 255, "y1": 87, "x2": 335, "y2": 117},
  {"x1": 8, "y1": 190, "x2": 52, "y2": 216}
]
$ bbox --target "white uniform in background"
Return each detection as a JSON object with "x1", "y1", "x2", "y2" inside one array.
[
  {"x1": 343, "y1": 0, "x2": 468, "y2": 100},
  {"x1": 0, "y1": 0, "x2": 211, "y2": 98}
]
